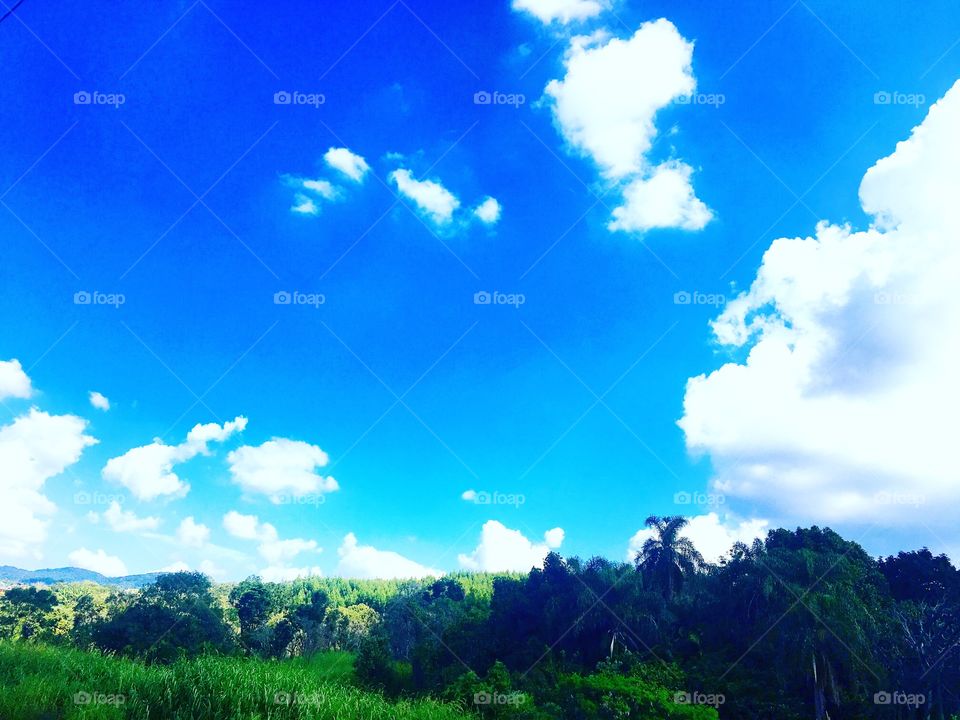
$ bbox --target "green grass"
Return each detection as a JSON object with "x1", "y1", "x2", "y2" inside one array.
[{"x1": 0, "y1": 642, "x2": 472, "y2": 720}]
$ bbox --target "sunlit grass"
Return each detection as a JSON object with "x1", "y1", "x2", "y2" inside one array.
[{"x1": 0, "y1": 642, "x2": 470, "y2": 719}]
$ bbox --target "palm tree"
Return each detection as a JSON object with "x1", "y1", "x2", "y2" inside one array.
[{"x1": 635, "y1": 515, "x2": 704, "y2": 600}]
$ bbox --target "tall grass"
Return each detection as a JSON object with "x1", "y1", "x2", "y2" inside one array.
[{"x1": 0, "y1": 642, "x2": 471, "y2": 720}]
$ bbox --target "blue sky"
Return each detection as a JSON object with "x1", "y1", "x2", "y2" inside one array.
[{"x1": 2, "y1": 0, "x2": 959, "y2": 580}]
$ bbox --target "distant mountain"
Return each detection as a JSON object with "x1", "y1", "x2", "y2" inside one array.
[{"x1": 0, "y1": 566, "x2": 160, "y2": 589}]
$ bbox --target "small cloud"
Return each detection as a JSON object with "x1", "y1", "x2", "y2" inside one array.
[
  {"x1": 458, "y1": 520, "x2": 564, "y2": 572},
  {"x1": 88, "y1": 391, "x2": 110, "y2": 411},
  {"x1": 389, "y1": 168, "x2": 461, "y2": 225},
  {"x1": 544, "y1": 527, "x2": 565, "y2": 548},
  {"x1": 68, "y1": 547, "x2": 127, "y2": 577},
  {"x1": 461, "y1": 489, "x2": 477, "y2": 501},
  {"x1": 0, "y1": 359, "x2": 33, "y2": 401},
  {"x1": 473, "y1": 196, "x2": 502, "y2": 225},
  {"x1": 227, "y1": 438, "x2": 338, "y2": 502},
  {"x1": 176, "y1": 516, "x2": 210, "y2": 548},
  {"x1": 291, "y1": 193, "x2": 319, "y2": 215},
  {"x1": 336, "y1": 533, "x2": 442, "y2": 579},
  {"x1": 512, "y1": 0, "x2": 606, "y2": 24},
  {"x1": 324, "y1": 147, "x2": 370, "y2": 183}
]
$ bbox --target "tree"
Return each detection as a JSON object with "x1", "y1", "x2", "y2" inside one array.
[
  {"x1": 635, "y1": 516, "x2": 704, "y2": 600},
  {"x1": 229, "y1": 577, "x2": 274, "y2": 655},
  {"x1": 93, "y1": 571, "x2": 234, "y2": 663},
  {"x1": 0, "y1": 587, "x2": 58, "y2": 641}
]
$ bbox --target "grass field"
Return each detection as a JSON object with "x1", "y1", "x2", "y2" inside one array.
[{"x1": 0, "y1": 642, "x2": 471, "y2": 720}]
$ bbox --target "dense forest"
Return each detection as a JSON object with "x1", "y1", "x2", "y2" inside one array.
[{"x1": 2, "y1": 518, "x2": 958, "y2": 719}]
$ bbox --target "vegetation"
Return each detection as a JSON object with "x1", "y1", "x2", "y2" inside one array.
[{"x1": 1, "y1": 520, "x2": 958, "y2": 719}]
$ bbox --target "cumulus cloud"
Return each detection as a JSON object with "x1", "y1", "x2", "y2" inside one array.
[
  {"x1": 390, "y1": 169, "x2": 461, "y2": 225},
  {"x1": 608, "y1": 161, "x2": 712, "y2": 232},
  {"x1": 291, "y1": 193, "x2": 319, "y2": 215},
  {"x1": 512, "y1": 0, "x2": 605, "y2": 24},
  {"x1": 222, "y1": 510, "x2": 320, "y2": 576},
  {"x1": 97, "y1": 501, "x2": 160, "y2": 533},
  {"x1": 473, "y1": 196, "x2": 502, "y2": 225},
  {"x1": 261, "y1": 565, "x2": 324, "y2": 582},
  {"x1": 679, "y1": 80, "x2": 960, "y2": 526},
  {"x1": 88, "y1": 391, "x2": 110, "y2": 411},
  {"x1": 545, "y1": 19, "x2": 711, "y2": 233},
  {"x1": 176, "y1": 517, "x2": 210, "y2": 548},
  {"x1": 324, "y1": 147, "x2": 370, "y2": 182},
  {"x1": 0, "y1": 408, "x2": 97, "y2": 558},
  {"x1": 227, "y1": 438, "x2": 338, "y2": 502},
  {"x1": 336, "y1": 533, "x2": 442, "y2": 579},
  {"x1": 458, "y1": 520, "x2": 564, "y2": 572},
  {"x1": 626, "y1": 513, "x2": 769, "y2": 565},
  {"x1": 0, "y1": 359, "x2": 32, "y2": 400},
  {"x1": 69, "y1": 547, "x2": 127, "y2": 577},
  {"x1": 102, "y1": 416, "x2": 246, "y2": 501}
]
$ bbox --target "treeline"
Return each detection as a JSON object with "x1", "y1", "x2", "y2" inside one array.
[{"x1": 1, "y1": 519, "x2": 958, "y2": 719}]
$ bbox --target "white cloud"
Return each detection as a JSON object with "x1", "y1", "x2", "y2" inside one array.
[
  {"x1": 0, "y1": 408, "x2": 97, "y2": 558},
  {"x1": 88, "y1": 391, "x2": 110, "y2": 411},
  {"x1": 227, "y1": 438, "x2": 338, "y2": 502},
  {"x1": 336, "y1": 533, "x2": 442, "y2": 579},
  {"x1": 302, "y1": 179, "x2": 341, "y2": 200},
  {"x1": 0, "y1": 359, "x2": 32, "y2": 400},
  {"x1": 513, "y1": 0, "x2": 605, "y2": 24},
  {"x1": 608, "y1": 161, "x2": 712, "y2": 232},
  {"x1": 545, "y1": 19, "x2": 711, "y2": 233},
  {"x1": 324, "y1": 147, "x2": 370, "y2": 182},
  {"x1": 473, "y1": 196, "x2": 502, "y2": 225},
  {"x1": 199, "y1": 559, "x2": 227, "y2": 580},
  {"x1": 291, "y1": 193, "x2": 319, "y2": 215},
  {"x1": 160, "y1": 561, "x2": 190, "y2": 572},
  {"x1": 626, "y1": 513, "x2": 768, "y2": 565},
  {"x1": 461, "y1": 489, "x2": 477, "y2": 501},
  {"x1": 544, "y1": 527, "x2": 565, "y2": 548},
  {"x1": 100, "y1": 501, "x2": 160, "y2": 533},
  {"x1": 69, "y1": 547, "x2": 127, "y2": 577},
  {"x1": 222, "y1": 510, "x2": 277, "y2": 542},
  {"x1": 176, "y1": 517, "x2": 210, "y2": 548},
  {"x1": 222, "y1": 510, "x2": 319, "y2": 571},
  {"x1": 261, "y1": 565, "x2": 324, "y2": 582},
  {"x1": 679, "y1": 80, "x2": 960, "y2": 526},
  {"x1": 458, "y1": 520, "x2": 564, "y2": 572},
  {"x1": 389, "y1": 168, "x2": 461, "y2": 225},
  {"x1": 102, "y1": 416, "x2": 246, "y2": 501}
]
